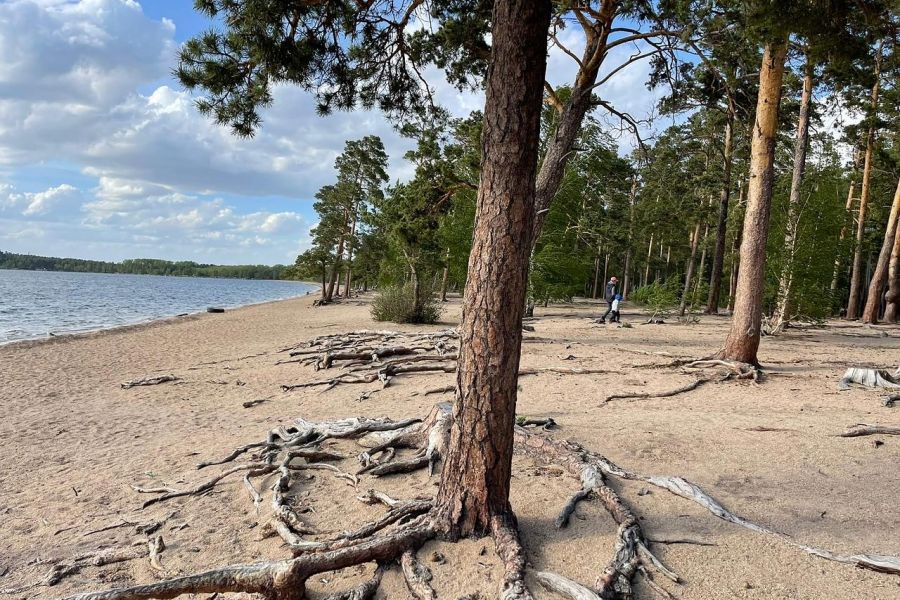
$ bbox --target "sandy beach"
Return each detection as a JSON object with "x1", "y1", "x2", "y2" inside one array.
[{"x1": 1, "y1": 294, "x2": 899, "y2": 599}]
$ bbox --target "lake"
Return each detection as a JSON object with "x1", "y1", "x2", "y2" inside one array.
[{"x1": 0, "y1": 270, "x2": 317, "y2": 344}]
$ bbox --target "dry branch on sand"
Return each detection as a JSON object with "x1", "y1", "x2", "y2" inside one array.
[
  {"x1": 603, "y1": 378, "x2": 706, "y2": 404},
  {"x1": 52, "y1": 400, "x2": 900, "y2": 600},
  {"x1": 120, "y1": 375, "x2": 179, "y2": 389},
  {"x1": 840, "y1": 424, "x2": 900, "y2": 437}
]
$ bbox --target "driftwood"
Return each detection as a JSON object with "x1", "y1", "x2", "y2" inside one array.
[
  {"x1": 120, "y1": 375, "x2": 179, "y2": 389},
  {"x1": 838, "y1": 368, "x2": 900, "y2": 391},
  {"x1": 884, "y1": 393, "x2": 899, "y2": 408},
  {"x1": 839, "y1": 424, "x2": 900, "y2": 437}
]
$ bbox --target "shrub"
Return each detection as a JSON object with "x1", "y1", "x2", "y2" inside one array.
[
  {"x1": 371, "y1": 282, "x2": 443, "y2": 324},
  {"x1": 631, "y1": 278, "x2": 681, "y2": 319}
]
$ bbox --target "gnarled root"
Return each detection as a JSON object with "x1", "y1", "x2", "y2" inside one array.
[{"x1": 683, "y1": 359, "x2": 760, "y2": 382}]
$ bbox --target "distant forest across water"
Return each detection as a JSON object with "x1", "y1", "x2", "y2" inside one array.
[{"x1": 0, "y1": 251, "x2": 289, "y2": 280}]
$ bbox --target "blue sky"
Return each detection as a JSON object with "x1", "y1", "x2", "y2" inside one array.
[{"x1": 0, "y1": 0, "x2": 663, "y2": 265}]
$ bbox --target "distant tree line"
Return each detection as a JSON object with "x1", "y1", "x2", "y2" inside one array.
[{"x1": 0, "y1": 251, "x2": 289, "y2": 280}]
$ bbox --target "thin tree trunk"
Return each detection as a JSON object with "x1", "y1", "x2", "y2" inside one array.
[
  {"x1": 622, "y1": 178, "x2": 637, "y2": 300},
  {"x1": 862, "y1": 178, "x2": 900, "y2": 323},
  {"x1": 643, "y1": 232, "x2": 654, "y2": 288},
  {"x1": 435, "y1": 0, "x2": 551, "y2": 539},
  {"x1": 602, "y1": 253, "x2": 609, "y2": 290},
  {"x1": 719, "y1": 40, "x2": 788, "y2": 365},
  {"x1": 771, "y1": 57, "x2": 813, "y2": 331},
  {"x1": 884, "y1": 218, "x2": 900, "y2": 322},
  {"x1": 344, "y1": 212, "x2": 358, "y2": 299},
  {"x1": 693, "y1": 221, "x2": 709, "y2": 308},
  {"x1": 831, "y1": 180, "x2": 856, "y2": 296},
  {"x1": 847, "y1": 49, "x2": 882, "y2": 319},
  {"x1": 706, "y1": 101, "x2": 735, "y2": 314},
  {"x1": 679, "y1": 222, "x2": 702, "y2": 316},
  {"x1": 591, "y1": 248, "x2": 601, "y2": 298},
  {"x1": 440, "y1": 248, "x2": 451, "y2": 302}
]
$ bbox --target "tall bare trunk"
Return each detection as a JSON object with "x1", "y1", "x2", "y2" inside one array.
[
  {"x1": 344, "y1": 212, "x2": 358, "y2": 298},
  {"x1": 679, "y1": 222, "x2": 702, "y2": 316},
  {"x1": 706, "y1": 105, "x2": 735, "y2": 314},
  {"x1": 771, "y1": 58, "x2": 813, "y2": 331},
  {"x1": 435, "y1": 0, "x2": 550, "y2": 538},
  {"x1": 643, "y1": 233, "x2": 653, "y2": 288},
  {"x1": 693, "y1": 221, "x2": 709, "y2": 308},
  {"x1": 719, "y1": 40, "x2": 788, "y2": 365},
  {"x1": 884, "y1": 218, "x2": 900, "y2": 323},
  {"x1": 831, "y1": 180, "x2": 856, "y2": 296},
  {"x1": 440, "y1": 248, "x2": 450, "y2": 302},
  {"x1": 847, "y1": 49, "x2": 882, "y2": 320},
  {"x1": 591, "y1": 248, "x2": 601, "y2": 298},
  {"x1": 862, "y1": 178, "x2": 900, "y2": 323},
  {"x1": 622, "y1": 178, "x2": 637, "y2": 300}
]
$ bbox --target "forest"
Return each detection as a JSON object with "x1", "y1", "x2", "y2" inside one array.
[
  {"x1": 290, "y1": 6, "x2": 900, "y2": 338},
  {"x1": 0, "y1": 251, "x2": 290, "y2": 280},
  {"x1": 66, "y1": 2, "x2": 900, "y2": 600}
]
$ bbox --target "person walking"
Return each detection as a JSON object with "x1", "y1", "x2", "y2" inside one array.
[{"x1": 598, "y1": 276, "x2": 619, "y2": 323}]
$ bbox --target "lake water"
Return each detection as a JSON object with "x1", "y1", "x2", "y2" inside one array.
[{"x1": 0, "y1": 270, "x2": 317, "y2": 344}]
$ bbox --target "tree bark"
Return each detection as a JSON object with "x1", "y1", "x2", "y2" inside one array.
[
  {"x1": 847, "y1": 50, "x2": 881, "y2": 319},
  {"x1": 884, "y1": 218, "x2": 900, "y2": 322},
  {"x1": 862, "y1": 178, "x2": 900, "y2": 323},
  {"x1": 591, "y1": 248, "x2": 601, "y2": 298},
  {"x1": 718, "y1": 40, "x2": 788, "y2": 365},
  {"x1": 831, "y1": 180, "x2": 857, "y2": 297},
  {"x1": 706, "y1": 105, "x2": 735, "y2": 314},
  {"x1": 435, "y1": 0, "x2": 551, "y2": 538},
  {"x1": 622, "y1": 178, "x2": 637, "y2": 300},
  {"x1": 771, "y1": 57, "x2": 813, "y2": 330},
  {"x1": 693, "y1": 220, "x2": 709, "y2": 308}
]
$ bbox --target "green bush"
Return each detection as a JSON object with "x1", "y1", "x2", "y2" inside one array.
[
  {"x1": 371, "y1": 282, "x2": 443, "y2": 324},
  {"x1": 631, "y1": 278, "x2": 681, "y2": 318}
]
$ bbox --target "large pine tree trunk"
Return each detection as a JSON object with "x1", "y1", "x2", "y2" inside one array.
[
  {"x1": 862, "y1": 178, "x2": 900, "y2": 323},
  {"x1": 435, "y1": 0, "x2": 550, "y2": 539},
  {"x1": 847, "y1": 54, "x2": 881, "y2": 319},
  {"x1": 718, "y1": 40, "x2": 788, "y2": 365},
  {"x1": 771, "y1": 59, "x2": 813, "y2": 331},
  {"x1": 830, "y1": 180, "x2": 857, "y2": 297},
  {"x1": 706, "y1": 105, "x2": 735, "y2": 314},
  {"x1": 884, "y1": 218, "x2": 900, "y2": 322}
]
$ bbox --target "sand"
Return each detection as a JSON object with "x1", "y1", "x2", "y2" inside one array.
[{"x1": 1, "y1": 294, "x2": 899, "y2": 600}]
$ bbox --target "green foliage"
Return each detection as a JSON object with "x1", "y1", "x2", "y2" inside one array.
[
  {"x1": 631, "y1": 278, "x2": 681, "y2": 318},
  {"x1": 0, "y1": 251, "x2": 287, "y2": 279},
  {"x1": 371, "y1": 282, "x2": 443, "y2": 324}
]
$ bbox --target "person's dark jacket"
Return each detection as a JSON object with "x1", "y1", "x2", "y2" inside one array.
[{"x1": 605, "y1": 281, "x2": 618, "y2": 301}]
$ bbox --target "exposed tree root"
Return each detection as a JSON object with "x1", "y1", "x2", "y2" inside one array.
[
  {"x1": 682, "y1": 359, "x2": 760, "y2": 382},
  {"x1": 120, "y1": 375, "x2": 179, "y2": 389},
  {"x1": 2, "y1": 539, "x2": 162, "y2": 595},
  {"x1": 838, "y1": 368, "x2": 900, "y2": 391},
  {"x1": 602, "y1": 378, "x2": 706, "y2": 404},
  {"x1": 401, "y1": 549, "x2": 437, "y2": 600},
  {"x1": 884, "y1": 393, "x2": 899, "y2": 408},
  {"x1": 54, "y1": 402, "x2": 900, "y2": 600},
  {"x1": 840, "y1": 424, "x2": 900, "y2": 437}
]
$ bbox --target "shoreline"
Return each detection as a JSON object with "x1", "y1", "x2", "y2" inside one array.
[{"x1": 0, "y1": 285, "x2": 321, "y2": 350}]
